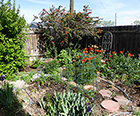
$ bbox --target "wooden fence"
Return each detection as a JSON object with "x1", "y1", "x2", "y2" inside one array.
[
  {"x1": 24, "y1": 25, "x2": 140, "y2": 58},
  {"x1": 24, "y1": 29, "x2": 46, "y2": 57},
  {"x1": 97, "y1": 25, "x2": 140, "y2": 58}
]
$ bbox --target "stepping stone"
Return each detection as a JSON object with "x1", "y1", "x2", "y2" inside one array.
[
  {"x1": 99, "y1": 89, "x2": 111, "y2": 98},
  {"x1": 101, "y1": 100, "x2": 119, "y2": 112},
  {"x1": 113, "y1": 96, "x2": 130, "y2": 105},
  {"x1": 68, "y1": 81, "x2": 77, "y2": 86},
  {"x1": 60, "y1": 77, "x2": 68, "y2": 81},
  {"x1": 83, "y1": 85, "x2": 96, "y2": 91}
]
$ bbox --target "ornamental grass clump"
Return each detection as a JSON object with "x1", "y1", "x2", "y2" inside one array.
[
  {"x1": 47, "y1": 90, "x2": 95, "y2": 116},
  {"x1": 34, "y1": 5, "x2": 102, "y2": 57}
]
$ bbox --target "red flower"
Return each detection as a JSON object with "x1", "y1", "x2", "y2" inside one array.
[
  {"x1": 128, "y1": 53, "x2": 132, "y2": 57},
  {"x1": 89, "y1": 12, "x2": 92, "y2": 14},
  {"x1": 73, "y1": 59, "x2": 76, "y2": 62},
  {"x1": 89, "y1": 52, "x2": 92, "y2": 55},
  {"x1": 112, "y1": 51, "x2": 115, "y2": 54},
  {"x1": 65, "y1": 37, "x2": 68, "y2": 39},
  {"x1": 82, "y1": 57, "x2": 87, "y2": 63},
  {"x1": 120, "y1": 51, "x2": 123, "y2": 54},
  {"x1": 85, "y1": 48, "x2": 88, "y2": 51},
  {"x1": 56, "y1": 9, "x2": 59, "y2": 11},
  {"x1": 65, "y1": 31, "x2": 68, "y2": 34},
  {"x1": 61, "y1": 12, "x2": 63, "y2": 14},
  {"x1": 76, "y1": 55, "x2": 79, "y2": 58},
  {"x1": 93, "y1": 55, "x2": 96, "y2": 58},
  {"x1": 43, "y1": 8, "x2": 46, "y2": 11},
  {"x1": 110, "y1": 55, "x2": 112, "y2": 58},
  {"x1": 88, "y1": 57, "x2": 92, "y2": 61},
  {"x1": 86, "y1": 16, "x2": 90, "y2": 18},
  {"x1": 65, "y1": 27, "x2": 67, "y2": 29}
]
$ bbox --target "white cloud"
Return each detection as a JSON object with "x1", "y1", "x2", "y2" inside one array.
[{"x1": 26, "y1": 0, "x2": 53, "y2": 5}]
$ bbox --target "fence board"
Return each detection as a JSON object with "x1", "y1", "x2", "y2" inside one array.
[{"x1": 96, "y1": 25, "x2": 140, "y2": 57}]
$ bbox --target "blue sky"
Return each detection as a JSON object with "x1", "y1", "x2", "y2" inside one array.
[{"x1": 10, "y1": 0, "x2": 140, "y2": 25}]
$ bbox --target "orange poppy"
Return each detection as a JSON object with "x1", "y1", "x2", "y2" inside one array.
[
  {"x1": 90, "y1": 47, "x2": 93, "y2": 51},
  {"x1": 85, "y1": 48, "x2": 88, "y2": 51},
  {"x1": 112, "y1": 51, "x2": 115, "y2": 54},
  {"x1": 89, "y1": 52, "x2": 92, "y2": 55},
  {"x1": 120, "y1": 51, "x2": 123, "y2": 54},
  {"x1": 100, "y1": 50, "x2": 102, "y2": 52},
  {"x1": 128, "y1": 53, "x2": 132, "y2": 57}
]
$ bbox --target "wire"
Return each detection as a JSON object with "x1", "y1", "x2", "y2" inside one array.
[{"x1": 98, "y1": 0, "x2": 114, "y2": 18}]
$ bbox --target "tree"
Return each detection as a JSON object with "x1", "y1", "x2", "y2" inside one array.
[
  {"x1": 96, "y1": 20, "x2": 115, "y2": 27},
  {"x1": 133, "y1": 20, "x2": 140, "y2": 25}
]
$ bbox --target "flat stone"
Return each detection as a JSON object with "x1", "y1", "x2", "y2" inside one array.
[
  {"x1": 113, "y1": 96, "x2": 130, "y2": 105},
  {"x1": 31, "y1": 73, "x2": 41, "y2": 82},
  {"x1": 60, "y1": 77, "x2": 68, "y2": 81},
  {"x1": 101, "y1": 100, "x2": 119, "y2": 112},
  {"x1": 99, "y1": 89, "x2": 111, "y2": 98},
  {"x1": 83, "y1": 85, "x2": 96, "y2": 91},
  {"x1": 9, "y1": 80, "x2": 29, "y2": 89},
  {"x1": 68, "y1": 81, "x2": 77, "y2": 86}
]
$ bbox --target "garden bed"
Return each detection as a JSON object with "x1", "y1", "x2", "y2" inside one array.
[{"x1": 0, "y1": 65, "x2": 139, "y2": 116}]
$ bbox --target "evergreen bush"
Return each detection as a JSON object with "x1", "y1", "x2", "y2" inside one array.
[{"x1": 0, "y1": 0, "x2": 28, "y2": 79}]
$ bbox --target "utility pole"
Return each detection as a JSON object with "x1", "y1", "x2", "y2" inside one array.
[
  {"x1": 115, "y1": 13, "x2": 117, "y2": 26},
  {"x1": 70, "y1": 0, "x2": 74, "y2": 14}
]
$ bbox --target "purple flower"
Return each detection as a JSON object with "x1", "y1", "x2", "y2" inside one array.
[
  {"x1": 1, "y1": 74, "x2": 6, "y2": 81},
  {"x1": 87, "y1": 107, "x2": 91, "y2": 112},
  {"x1": 1, "y1": 74, "x2": 5, "y2": 78}
]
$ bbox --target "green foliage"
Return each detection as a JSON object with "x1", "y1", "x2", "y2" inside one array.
[
  {"x1": 133, "y1": 20, "x2": 140, "y2": 25},
  {"x1": 10, "y1": 71, "x2": 36, "y2": 83},
  {"x1": 48, "y1": 90, "x2": 95, "y2": 116},
  {"x1": 0, "y1": 0, "x2": 29, "y2": 79},
  {"x1": 96, "y1": 20, "x2": 115, "y2": 26},
  {"x1": 31, "y1": 58, "x2": 41, "y2": 68},
  {"x1": 34, "y1": 5, "x2": 101, "y2": 57},
  {"x1": 100, "y1": 51, "x2": 140, "y2": 86},
  {"x1": 0, "y1": 82, "x2": 13, "y2": 109},
  {"x1": 57, "y1": 49, "x2": 72, "y2": 66},
  {"x1": 40, "y1": 58, "x2": 60, "y2": 74}
]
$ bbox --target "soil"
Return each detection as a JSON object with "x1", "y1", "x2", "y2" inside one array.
[{"x1": 1, "y1": 65, "x2": 140, "y2": 116}]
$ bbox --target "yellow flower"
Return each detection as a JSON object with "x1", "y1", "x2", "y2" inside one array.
[{"x1": 44, "y1": 37, "x2": 46, "y2": 39}]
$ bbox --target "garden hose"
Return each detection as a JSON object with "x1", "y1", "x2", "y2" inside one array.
[
  {"x1": 100, "y1": 78, "x2": 134, "y2": 114},
  {"x1": 111, "y1": 112, "x2": 133, "y2": 116}
]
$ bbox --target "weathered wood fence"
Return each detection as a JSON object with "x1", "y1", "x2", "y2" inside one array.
[
  {"x1": 97, "y1": 25, "x2": 140, "y2": 58},
  {"x1": 24, "y1": 25, "x2": 140, "y2": 58},
  {"x1": 24, "y1": 29, "x2": 46, "y2": 57}
]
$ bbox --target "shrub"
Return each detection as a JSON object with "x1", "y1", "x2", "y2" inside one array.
[
  {"x1": 0, "y1": 0, "x2": 29, "y2": 79},
  {"x1": 34, "y1": 5, "x2": 102, "y2": 57}
]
